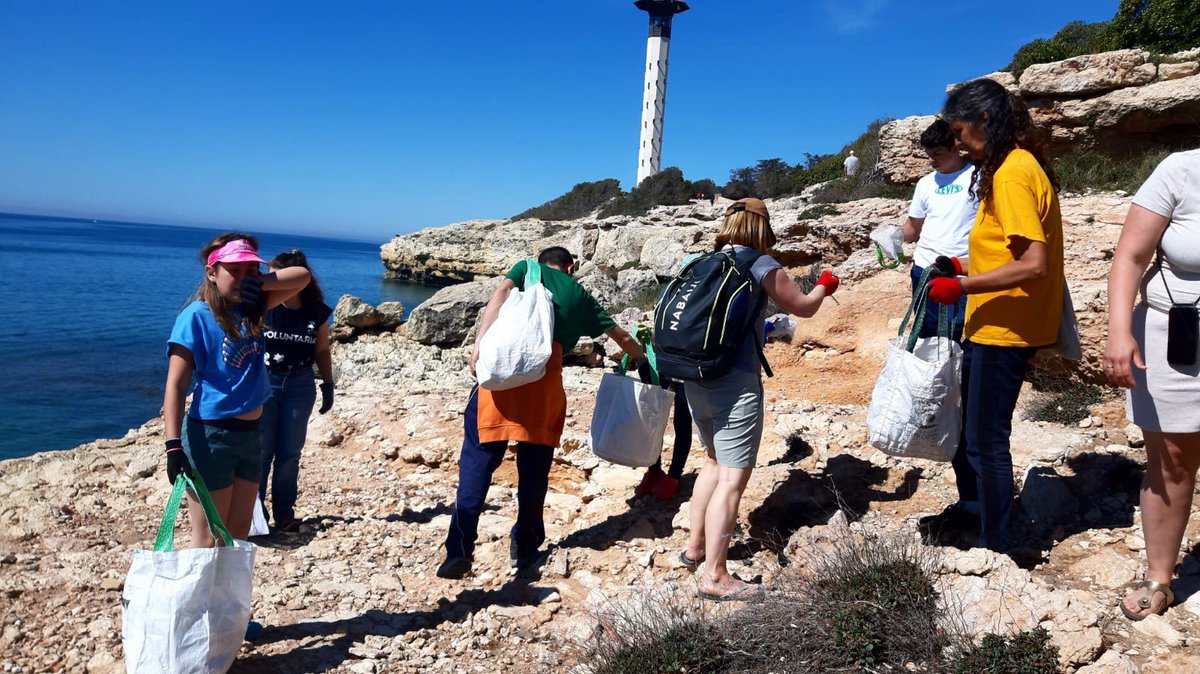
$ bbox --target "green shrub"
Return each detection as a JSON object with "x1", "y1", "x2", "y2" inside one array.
[
  {"x1": 626, "y1": 283, "x2": 666, "y2": 312},
  {"x1": 600, "y1": 167, "x2": 712, "y2": 218},
  {"x1": 581, "y1": 585, "x2": 727, "y2": 674},
  {"x1": 1111, "y1": 0, "x2": 1200, "y2": 54},
  {"x1": 797, "y1": 204, "x2": 840, "y2": 220},
  {"x1": 516, "y1": 179, "x2": 623, "y2": 221},
  {"x1": 1031, "y1": 385, "x2": 1103, "y2": 425},
  {"x1": 954, "y1": 628, "x2": 1061, "y2": 674},
  {"x1": 1007, "y1": 21, "x2": 1117, "y2": 75},
  {"x1": 594, "y1": 621, "x2": 726, "y2": 674},
  {"x1": 1056, "y1": 146, "x2": 1177, "y2": 194}
]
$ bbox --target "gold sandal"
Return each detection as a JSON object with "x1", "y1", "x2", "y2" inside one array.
[{"x1": 1120, "y1": 579, "x2": 1174, "y2": 621}]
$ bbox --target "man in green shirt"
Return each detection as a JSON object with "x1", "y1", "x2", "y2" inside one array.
[{"x1": 438, "y1": 247, "x2": 646, "y2": 578}]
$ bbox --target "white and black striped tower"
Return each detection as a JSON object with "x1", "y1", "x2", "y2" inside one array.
[{"x1": 634, "y1": 0, "x2": 689, "y2": 185}]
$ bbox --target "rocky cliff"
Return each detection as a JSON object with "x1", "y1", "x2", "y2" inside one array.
[{"x1": 880, "y1": 48, "x2": 1200, "y2": 184}]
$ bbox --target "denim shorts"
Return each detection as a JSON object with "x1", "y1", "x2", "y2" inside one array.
[{"x1": 183, "y1": 416, "x2": 262, "y2": 490}]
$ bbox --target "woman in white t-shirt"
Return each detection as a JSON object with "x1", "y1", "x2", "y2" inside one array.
[{"x1": 1104, "y1": 149, "x2": 1200, "y2": 621}]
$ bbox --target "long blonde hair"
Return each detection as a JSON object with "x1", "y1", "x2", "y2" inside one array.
[
  {"x1": 194, "y1": 232, "x2": 263, "y2": 340},
  {"x1": 714, "y1": 210, "x2": 777, "y2": 253}
]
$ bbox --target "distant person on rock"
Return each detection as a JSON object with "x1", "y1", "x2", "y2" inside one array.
[
  {"x1": 844, "y1": 150, "x2": 860, "y2": 177},
  {"x1": 923, "y1": 79, "x2": 1065, "y2": 554},
  {"x1": 257, "y1": 249, "x2": 334, "y2": 534},
  {"x1": 901, "y1": 118, "x2": 979, "y2": 341},
  {"x1": 657, "y1": 198, "x2": 838, "y2": 601},
  {"x1": 436, "y1": 246, "x2": 647, "y2": 580},
  {"x1": 1104, "y1": 148, "x2": 1200, "y2": 621}
]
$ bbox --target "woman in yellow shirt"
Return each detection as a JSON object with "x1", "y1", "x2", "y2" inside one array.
[{"x1": 924, "y1": 79, "x2": 1065, "y2": 553}]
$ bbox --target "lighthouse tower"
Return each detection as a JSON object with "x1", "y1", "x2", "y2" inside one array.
[{"x1": 634, "y1": 0, "x2": 689, "y2": 186}]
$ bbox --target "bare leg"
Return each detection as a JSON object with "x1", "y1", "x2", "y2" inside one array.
[
  {"x1": 699, "y1": 464, "x2": 752, "y2": 595},
  {"x1": 224, "y1": 478, "x2": 261, "y2": 540},
  {"x1": 686, "y1": 455, "x2": 719, "y2": 560},
  {"x1": 1123, "y1": 430, "x2": 1200, "y2": 617},
  {"x1": 187, "y1": 485, "x2": 232, "y2": 548}
]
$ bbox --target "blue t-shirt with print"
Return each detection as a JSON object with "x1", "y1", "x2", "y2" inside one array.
[{"x1": 168, "y1": 300, "x2": 271, "y2": 420}]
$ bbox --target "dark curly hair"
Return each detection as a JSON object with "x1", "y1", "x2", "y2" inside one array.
[
  {"x1": 919, "y1": 119, "x2": 956, "y2": 150},
  {"x1": 942, "y1": 79, "x2": 1059, "y2": 203}
]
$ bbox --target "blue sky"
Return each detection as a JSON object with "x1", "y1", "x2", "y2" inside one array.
[{"x1": 0, "y1": 0, "x2": 1117, "y2": 242}]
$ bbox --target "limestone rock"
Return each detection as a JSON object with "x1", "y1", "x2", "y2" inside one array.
[
  {"x1": 946, "y1": 70, "x2": 1018, "y2": 95},
  {"x1": 1159, "y1": 61, "x2": 1200, "y2": 81},
  {"x1": 1020, "y1": 49, "x2": 1156, "y2": 97},
  {"x1": 404, "y1": 278, "x2": 501, "y2": 346},
  {"x1": 1132, "y1": 613, "x2": 1183, "y2": 647},
  {"x1": 1076, "y1": 649, "x2": 1137, "y2": 673},
  {"x1": 333, "y1": 295, "x2": 383, "y2": 330},
  {"x1": 594, "y1": 226, "x2": 664, "y2": 271},
  {"x1": 878, "y1": 115, "x2": 939, "y2": 185},
  {"x1": 375, "y1": 301, "x2": 405, "y2": 329},
  {"x1": 1042, "y1": 73, "x2": 1200, "y2": 141},
  {"x1": 615, "y1": 269, "x2": 660, "y2": 307},
  {"x1": 380, "y1": 218, "x2": 565, "y2": 284}
]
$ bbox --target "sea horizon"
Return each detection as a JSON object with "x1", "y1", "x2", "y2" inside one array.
[{"x1": 0, "y1": 213, "x2": 437, "y2": 460}]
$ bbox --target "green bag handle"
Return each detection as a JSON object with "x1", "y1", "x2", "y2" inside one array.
[
  {"x1": 620, "y1": 325, "x2": 660, "y2": 386},
  {"x1": 153, "y1": 470, "x2": 234, "y2": 552},
  {"x1": 899, "y1": 267, "x2": 952, "y2": 353},
  {"x1": 875, "y1": 243, "x2": 907, "y2": 270},
  {"x1": 523, "y1": 258, "x2": 542, "y2": 288}
]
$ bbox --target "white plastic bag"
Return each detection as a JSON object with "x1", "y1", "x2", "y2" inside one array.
[
  {"x1": 867, "y1": 286, "x2": 962, "y2": 461},
  {"x1": 248, "y1": 498, "x2": 270, "y2": 538},
  {"x1": 1040, "y1": 282, "x2": 1081, "y2": 361},
  {"x1": 122, "y1": 472, "x2": 256, "y2": 674},
  {"x1": 869, "y1": 224, "x2": 906, "y2": 269},
  {"x1": 590, "y1": 371, "x2": 673, "y2": 468},
  {"x1": 476, "y1": 259, "x2": 555, "y2": 391},
  {"x1": 764, "y1": 314, "x2": 797, "y2": 343}
]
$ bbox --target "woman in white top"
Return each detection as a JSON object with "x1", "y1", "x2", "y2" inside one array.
[{"x1": 1105, "y1": 149, "x2": 1200, "y2": 621}]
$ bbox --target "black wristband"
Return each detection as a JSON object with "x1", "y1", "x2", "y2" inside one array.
[{"x1": 165, "y1": 438, "x2": 183, "y2": 451}]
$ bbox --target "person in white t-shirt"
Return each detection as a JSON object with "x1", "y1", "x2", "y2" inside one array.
[
  {"x1": 901, "y1": 119, "x2": 978, "y2": 340},
  {"x1": 844, "y1": 151, "x2": 860, "y2": 177}
]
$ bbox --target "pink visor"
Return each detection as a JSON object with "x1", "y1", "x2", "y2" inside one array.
[{"x1": 206, "y1": 239, "x2": 265, "y2": 266}]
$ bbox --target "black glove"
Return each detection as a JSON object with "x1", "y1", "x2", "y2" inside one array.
[
  {"x1": 929, "y1": 256, "x2": 963, "y2": 279},
  {"x1": 319, "y1": 382, "x2": 334, "y2": 414},
  {"x1": 238, "y1": 276, "x2": 266, "y2": 323},
  {"x1": 166, "y1": 448, "x2": 192, "y2": 485}
]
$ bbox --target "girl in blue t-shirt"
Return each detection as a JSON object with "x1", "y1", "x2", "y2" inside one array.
[{"x1": 163, "y1": 232, "x2": 311, "y2": 547}]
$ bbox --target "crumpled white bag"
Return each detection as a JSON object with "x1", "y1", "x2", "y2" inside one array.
[
  {"x1": 122, "y1": 472, "x2": 256, "y2": 674},
  {"x1": 476, "y1": 259, "x2": 556, "y2": 391},
  {"x1": 248, "y1": 498, "x2": 270, "y2": 538},
  {"x1": 867, "y1": 334, "x2": 962, "y2": 462},
  {"x1": 869, "y1": 224, "x2": 906, "y2": 268},
  {"x1": 590, "y1": 372, "x2": 673, "y2": 468}
]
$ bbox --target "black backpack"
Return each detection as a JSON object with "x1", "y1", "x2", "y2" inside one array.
[{"x1": 652, "y1": 247, "x2": 773, "y2": 381}]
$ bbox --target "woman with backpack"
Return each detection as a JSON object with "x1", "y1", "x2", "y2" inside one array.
[
  {"x1": 659, "y1": 198, "x2": 839, "y2": 601},
  {"x1": 923, "y1": 79, "x2": 1065, "y2": 553}
]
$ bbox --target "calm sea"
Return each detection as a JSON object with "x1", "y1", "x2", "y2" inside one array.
[{"x1": 0, "y1": 213, "x2": 437, "y2": 460}]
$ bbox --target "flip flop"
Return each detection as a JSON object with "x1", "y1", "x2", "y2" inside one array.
[
  {"x1": 1121, "y1": 579, "x2": 1174, "y2": 621},
  {"x1": 697, "y1": 583, "x2": 764, "y2": 603},
  {"x1": 679, "y1": 551, "x2": 704, "y2": 570}
]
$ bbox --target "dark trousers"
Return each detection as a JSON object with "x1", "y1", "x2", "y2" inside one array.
[
  {"x1": 952, "y1": 340, "x2": 1036, "y2": 552},
  {"x1": 444, "y1": 386, "x2": 554, "y2": 561},
  {"x1": 911, "y1": 265, "x2": 966, "y2": 342},
  {"x1": 650, "y1": 383, "x2": 692, "y2": 479},
  {"x1": 258, "y1": 368, "x2": 316, "y2": 523}
]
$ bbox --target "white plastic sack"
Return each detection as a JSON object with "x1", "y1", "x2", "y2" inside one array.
[
  {"x1": 477, "y1": 259, "x2": 555, "y2": 391},
  {"x1": 765, "y1": 313, "x2": 797, "y2": 343},
  {"x1": 867, "y1": 335, "x2": 962, "y2": 461},
  {"x1": 248, "y1": 498, "x2": 269, "y2": 538},
  {"x1": 1040, "y1": 282, "x2": 1082, "y2": 361},
  {"x1": 123, "y1": 473, "x2": 256, "y2": 674},
  {"x1": 869, "y1": 224, "x2": 906, "y2": 268},
  {"x1": 590, "y1": 372, "x2": 673, "y2": 467}
]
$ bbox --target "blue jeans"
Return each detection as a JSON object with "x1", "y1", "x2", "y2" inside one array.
[
  {"x1": 444, "y1": 386, "x2": 554, "y2": 561},
  {"x1": 911, "y1": 265, "x2": 966, "y2": 342},
  {"x1": 952, "y1": 341, "x2": 1036, "y2": 552},
  {"x1": 258, "y1": 368, "x2": 317, "y2": 523}
]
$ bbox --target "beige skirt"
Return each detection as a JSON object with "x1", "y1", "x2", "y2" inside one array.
[{"x1": 1128, "y1": 303, "x2": 1200, "y2": 433}]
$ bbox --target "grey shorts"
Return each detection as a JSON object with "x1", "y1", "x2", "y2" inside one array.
[
  {"x1": 685, "y1": 368, "x2": 764, "y2": 469},
  {"x1": 183, "y1": 416, "x2": 262, "y2": 490}
]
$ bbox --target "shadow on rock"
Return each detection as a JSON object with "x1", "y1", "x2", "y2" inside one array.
[
  {"x1": 232, "y1": 578, "x2": 555, "y2": 673},
  {"x1": 554, "y1": 473, "x2": 697, "y2": 552},
  {"x1": 251, "y1": 515, "x2": 363, "y2": 551}
]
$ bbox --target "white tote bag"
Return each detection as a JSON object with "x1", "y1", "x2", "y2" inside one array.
[
  {"x1": 248, "y1": 497, "x2": 270, "y2": 537},
  {"x1": 590, "y1": 350, "x2": 674, "y2": 467},
  {"x1": 1040, "y1": 282, "x2": 1082, "y2": 361},
  {"x1": 867, "y1": 276, "x2": 963, "y2": 461},
  {"x1": 123, "y1": 472, "x2": 256, "y2": 674},
  {"x1": 476, "y1": 259, "x2": 556, "y2": 391}
]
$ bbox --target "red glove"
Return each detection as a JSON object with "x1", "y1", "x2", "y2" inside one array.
[
  {"x1": 927, "y1": 277, "x2": 965, "y2": 304},
  {"x1": 816, "y1": 270, "x2": 840, "y2": 296}
]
